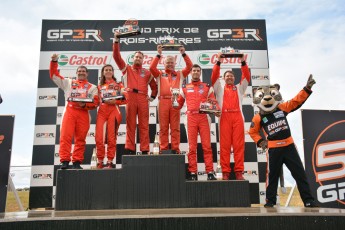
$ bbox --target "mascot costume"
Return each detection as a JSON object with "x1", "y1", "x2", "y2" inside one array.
[{"x1": 248, "y1": 75, "x2": 318, "y2": 208}]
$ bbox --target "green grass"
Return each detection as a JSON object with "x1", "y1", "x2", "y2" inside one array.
[
  {"x1": 278, "y1": 187, "x2": 304, "y2": 207},
  {"x1": 5, "y1": 191, "x2": 29, "y2": 212}
]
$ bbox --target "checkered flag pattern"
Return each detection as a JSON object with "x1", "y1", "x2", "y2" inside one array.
[{"x1": 30, "y1": 20, "x2": 270, "y2": 208}]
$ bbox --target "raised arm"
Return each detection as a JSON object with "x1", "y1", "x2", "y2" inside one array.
[
  {"x1": 149, "y1": 45, "x2": 162, "y2": 78},
  {"x1": 112, "y1": 32, "x2": 126, "y2": 71},
  {"x1": 49, "y1": 54, "x2": 69, "y2": 90},
  {"x1": 211, "y1": 63, "x2": 221, "y2": 87},
  {"x1": 180, "y1": 46, "x2": 193, "y2": 78},
  {"x1": 278, "y1": 78, "x2": 314, "y2": 114},
  {"x1": 211, "y1": 53, "x2": 222, "y2": 86},
  {"x1": 237, "y1": 55, "x2": 250, "y2": 95},
  {"x1": 240, "y1": 56, "x2": 251, "y2": 85},
  {"x1": 49, "y1": 54, "x2": 61, "y2": 79}
]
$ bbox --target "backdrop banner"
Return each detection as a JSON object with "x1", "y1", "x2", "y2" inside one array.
[
  {"x1": 302, "y1": 109, "x2": 345, "y2": 209},
  {"x1": 31, "y1": 19, "x2": 269, "y2": 208},
  {"x1": 0, "y1": 115, "x2": 15, "y2": 213}
]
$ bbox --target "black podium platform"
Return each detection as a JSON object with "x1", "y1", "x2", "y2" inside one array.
[
  {"x1": 2, "y1": 207, "x2": 345, "y2": 230},
  {"x1": 55, "y1": 155, "x2": 250, "y2": 210}
]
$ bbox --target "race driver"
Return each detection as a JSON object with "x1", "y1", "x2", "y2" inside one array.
[
  {"x1": 175, "y1": 64, "x2": 218, "y2": 181},
  {"x1": 95, "y1": 64, "x2": 127, "y2": 169},
  {"x1": 50, "y1": 54, "x2": 99, "y2": 169},
  {"x1": 211, "y1": 53, "x2": 250, "y2": 180},
  {"x1": 113, "y1": 32, "x2": 158, "y2": 155},
  {"x1": 149, "y1": 44, "x2": 193, "y2": 154}
]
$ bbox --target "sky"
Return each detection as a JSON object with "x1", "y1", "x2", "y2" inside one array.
[{"x1": 0, "y1": 0, "x2": 344, "y2": 188}]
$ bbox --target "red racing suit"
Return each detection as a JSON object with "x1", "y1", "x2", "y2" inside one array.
[
  {"x1": 113, "y1": 42, "x2": 158, "y2": 152},
  {"x1": 248, "y1": 88, "x2": 314, "y2": 205},
  {"x1": 211, "y1": 61, "x2": 250, "y2": 173},
  {"x1": 49, "y1": 61, "x2": 99, "y2": 163},
  {"x1": 176, "y1": 81, "x2": 218, "y2": 173},
  {"x1": 95, "y1": 80, "x2": 127, "y2": 162},
  {"x1": 149, "y1": 53, "x2": 192, "y2": 153}
]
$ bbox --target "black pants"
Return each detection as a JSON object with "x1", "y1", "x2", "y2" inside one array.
[{"x1": 266, "y1": 143, "x2": 314, "y2": 204}]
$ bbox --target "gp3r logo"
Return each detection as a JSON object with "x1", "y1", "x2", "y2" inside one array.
[
  {"x1": 206, "y1": 29, "x2": 263, "y2": 41},
  {"x1": 47, "y1": 29, "x2": 104, "y2": 41},
  {"x1": 312, "y1": 120, "x2": 345, "y2": 204}
]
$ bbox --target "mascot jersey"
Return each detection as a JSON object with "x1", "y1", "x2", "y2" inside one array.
[{"x1": 249, "y1": 87, "x2": 312, "y2": 148}]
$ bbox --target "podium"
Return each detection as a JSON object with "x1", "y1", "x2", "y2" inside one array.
[
  {"x1": 55, "y1": 155, "x2": 250, "y2": 210},
  {"x1": 2, "y1": 156, "x2": 343, "y2": 230}
]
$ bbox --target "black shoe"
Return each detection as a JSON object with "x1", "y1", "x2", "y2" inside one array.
[
  {"x1": 60, "y1": 161, "x2": 69, "y2": 169},
  {"x1": 207, "y1": 172, "x2": 217, "y2": 180},
  {"x1": 124, "y1": 149, "x2": 136, "y2": 155},
  {"x1": 104, "y1": 162, "x2": 115, "y2": 169},
  {"x1": 161, "y1": 150, "x2": 177, "y2": 154},
  {"x1": 72, "y1": 161, "x2": 83, "y2": 169},
  {"x1": 264, "y1": 202, "x2": 275, "y2": 208},
  {"x1": 187, "y1": 173, "x2": 198, "y2": 181},
  {"x1": 305, "y1": 200, "x2": 318, "y2": 208}
]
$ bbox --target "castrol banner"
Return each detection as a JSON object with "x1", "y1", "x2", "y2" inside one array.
[{"x1": 39, "y1": 50, "x2": 268, "y2": 70}]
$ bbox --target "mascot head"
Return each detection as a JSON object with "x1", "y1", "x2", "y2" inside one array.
[{"x1": 253, "y1": 85, "x2": 283, "y2": 114}]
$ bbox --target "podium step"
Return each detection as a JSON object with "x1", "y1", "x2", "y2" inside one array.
[{"x1": 55, "y1": 155, "x2": 250, "y2": 210}]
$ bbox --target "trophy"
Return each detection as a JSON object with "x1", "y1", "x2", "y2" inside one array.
[
  {"x1": 220, "y1": 46, "x2": 243, "y2": 58},
  {"x1": 199, "y1": 99, "x2": 221, "y2": 114},
  {"x1": 68, "y1": 90, "x2": 93, "y2": 103},
  {"x1": 159, "y1": 36, "x2": 183, "y2": 50},
  {"x1": 102, "y1": 87, "x2": 125, "y2": 103},
  {"x1": 171, "y1": 88, "x2": 180, "y2": 107},
  {"x1": 116, "y1": 18, "x2": 141, "y2": 38},
  {"x1": 68, "y1": 97, "x2": 93, "y2": 103}
]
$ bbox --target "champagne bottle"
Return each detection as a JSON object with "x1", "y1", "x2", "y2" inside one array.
[
  {"x1": 90, "y1": 148, "x2": 97, "y2": 169},
  {"x1": 216, "y1": 160, "x2": 222, "y2": 180},
  {"x1": 153, "y1": 135, "x2": 160, "y2": 155}
]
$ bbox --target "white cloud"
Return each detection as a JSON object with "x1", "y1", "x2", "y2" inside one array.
[
  {"x1": 0, "y1": 18, "x2": 40, "y2": 93},
  {"x1": 9, "y1": 168, "x2": 31, "y2": 189}
]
